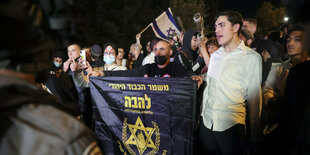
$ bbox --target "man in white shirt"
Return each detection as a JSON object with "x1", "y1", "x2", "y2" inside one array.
[
  {"x1": 142, "y1": 38, "x2": 160, "y2": 66},
  {"x1": 199, "y1": 10, "x2": 262, "y2": 155}
]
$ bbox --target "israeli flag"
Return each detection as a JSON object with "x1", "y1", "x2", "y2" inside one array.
[{"x1": 151, "y1": 8, "x2": 181, "y2": 40}]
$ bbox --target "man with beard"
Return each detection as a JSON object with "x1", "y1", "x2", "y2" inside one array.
[
  {"x1": 129, "y1": 33, "x2": 144, "y2": 69},
  {"x1": 240, "y1": 29, "x2": 255, "y2": 47},
  {"x1": 90, "y1": 40, "x2": 199, "y2": 79}
]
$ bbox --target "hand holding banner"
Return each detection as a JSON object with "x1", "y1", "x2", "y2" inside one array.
[{"x1": 89, "y1": 77, "x2": 197, "y2": 155}]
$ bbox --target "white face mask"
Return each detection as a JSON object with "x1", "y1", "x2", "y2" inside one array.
[
  {"x1": 104, "y1": 55, "x2": 115, "y2": 65},
  {"x1": 53, "y1": 61, "x2": 61, "y2": 68}
]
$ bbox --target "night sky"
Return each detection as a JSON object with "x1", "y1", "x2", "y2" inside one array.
[{"x1": 219, "y1": 0, "x2": 264, "y2": 18}]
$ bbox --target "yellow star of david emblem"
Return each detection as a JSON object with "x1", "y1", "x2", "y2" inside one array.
[{"x1": 126, "y1": 116, "x2": 156, "y2": 154}]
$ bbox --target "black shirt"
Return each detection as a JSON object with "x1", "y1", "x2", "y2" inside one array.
[
  {"x1": 283, "y1": 60, "x2": 310, "y2": 154},
  {"x1": 132, "y1": 54, "x2": 144, "y2": 69},
  {"x1": 104, "y1": 62, "x2": 195, "y2": 78},
  {"x1": 43, "y1": 64, "x2": 78, "y2": 105}
]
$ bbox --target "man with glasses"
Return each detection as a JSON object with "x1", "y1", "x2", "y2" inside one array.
[
  {"x1": 90, "y1": 40, "x2": 198, "y2": 78},
  {"x1": 72, "y1": 43, "x2": 126, "y2": 88},
  {"x1": 102, "y1": 43, "x2": 127, "y2": 71}
]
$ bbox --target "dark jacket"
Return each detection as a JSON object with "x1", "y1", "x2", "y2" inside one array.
[
  {"x1": 132, "y1": 54, "x2": 144, "y2": 69},
  {"x1": 43, "y1": 63, "x2": 78, "y2": 105},
  {"x1": 0, "y1": 74, "x2": 101, "y2": 155},
  {"x1": 283, "y1": 60, "x2": 310, "y2": 154},
  {"x1": 104, "y1": 62, "x2": 195, "y2": 78},
  {"x1": 251, "y1": 35, "x2": 285, "y2": 84},
  {"x1": 174, "y1": 30, "x2": 199, "y2": 71}
]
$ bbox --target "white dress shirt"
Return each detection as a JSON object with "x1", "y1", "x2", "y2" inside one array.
[
  {"x1": 201, "y1": 41, "x2": 262, "y2": 142},
  {"x1": 142, "y1": 52, "x2": 155, "y2": 66}
]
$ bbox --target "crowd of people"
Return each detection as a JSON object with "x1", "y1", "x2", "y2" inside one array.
[{"x1": 1, "y1": 0, "x2": 309, "y2": 154}]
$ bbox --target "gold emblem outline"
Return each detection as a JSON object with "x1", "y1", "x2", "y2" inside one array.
[{"x1": 122, "y1": 117, "x2": 160, "y2": 155}]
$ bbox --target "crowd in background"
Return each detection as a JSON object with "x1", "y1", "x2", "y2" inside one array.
[{"x1": 1, "y1": 0, "x2": 309, "y2": 154}]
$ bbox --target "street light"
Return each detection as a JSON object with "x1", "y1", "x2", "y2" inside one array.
[{"x1": 284, "y1": 16, "x2": 289, "y2": 22}]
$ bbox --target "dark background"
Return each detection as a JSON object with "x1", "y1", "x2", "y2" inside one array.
[{"x1": 53, "y1": 0, "x2": 285, "y2": 53}]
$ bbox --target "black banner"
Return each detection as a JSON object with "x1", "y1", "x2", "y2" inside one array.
[{"x1": 89, "y1": 77, "x2": 197, "y2": 155}]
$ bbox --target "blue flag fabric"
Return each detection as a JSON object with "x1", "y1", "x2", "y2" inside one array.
[
  {"x1": 151, "y1": 8, "x2": 181, "y2": 40},
  {"x1": 89, "y1": 77, "x2": 197, "y2": 155}
]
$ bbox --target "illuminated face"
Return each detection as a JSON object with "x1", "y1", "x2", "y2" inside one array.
[
  {"x1": 104, "y1": 46, "x2": 116, "y2": 57},
  {"x1": 215, "y1": 16, "x2": 235, "y2": 46},
  {"x1": 154, "y1": 41, "x2": 172, "y2": 58},
  {"x1": 191, "y1": 35, "x2": 198, "y2": 51},
  {"x1": 117, "y1": 48, "x2": 124, "y2": 60},
  {"x1": 129, "y1": 46, "x2": 136, "y2": 58},
  {"x1": 243, "y1": 21, "x2": 256, "y2": 34},
  {"x1": 67, "y1": 44, "x2": 81, "y2": 59},
  {"x1": 286, "y1": 30, "x2": 305, "y2": 56}
]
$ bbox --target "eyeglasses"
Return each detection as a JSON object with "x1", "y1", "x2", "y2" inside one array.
[
  {"x1": 155, "y1": 47, "x2": 166, "y2": 52},
  {"x1": 104, "y1": 52, "x2": 115, "y2": 55}
]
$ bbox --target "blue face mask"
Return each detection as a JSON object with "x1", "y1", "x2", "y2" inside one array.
[
  {"x1": 54, "y1": 61, "x2": 61, "y2": 68},
  {"x1": 104, "y1": 55, "x2": 115, "y2": 65}
]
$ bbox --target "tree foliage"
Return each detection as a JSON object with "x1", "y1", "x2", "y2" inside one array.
[
  {"x1": 256, "y1": 2, "x2": 286, "y2": 37},
  {"x1": 73, "y1": 0, "x2": 162, "y2": 50},
  {"x1": 170, "y1": 0, "x2": 210, "y2": 33},
  {"x1": 72, "y1": 0, "x2": 210, "y2": 51}
]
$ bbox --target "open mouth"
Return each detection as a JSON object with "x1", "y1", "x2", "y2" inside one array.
[{"x1": 216, "y1": 35, "x2": 223, "y2": 40}]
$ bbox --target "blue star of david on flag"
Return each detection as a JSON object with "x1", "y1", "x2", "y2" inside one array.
[
  {"x1": 166, "y1": 28, "x2": 177, "y2": 38},
  {"x1": 151, "y1": 8, "x2": 180, "y2": 40}
]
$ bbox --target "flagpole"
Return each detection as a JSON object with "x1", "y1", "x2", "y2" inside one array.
[{"x1": 139, "y1": 23, "x2": 151, "y2": 34}]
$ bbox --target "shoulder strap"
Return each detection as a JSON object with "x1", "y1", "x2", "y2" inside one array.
[
  {"x1": 110, "y1": 65, "x2": 118, "y2": 71},
  {"x1": 176, "y1": 50, "x2": 193, "y2": 70}
]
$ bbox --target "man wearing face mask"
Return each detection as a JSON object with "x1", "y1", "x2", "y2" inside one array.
[
  {"x1": 72, "y1": 43, "x2": 126, "y2": 88},
  {"x1": 89, "y1": 40, "x2": 199, "y2": 79},
  {"x1": 38, "y1": 49, "x2": 78, "y2": 105},
  {"x1": 53, "y1": 51, "x2": 64, "y2": 69}
]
